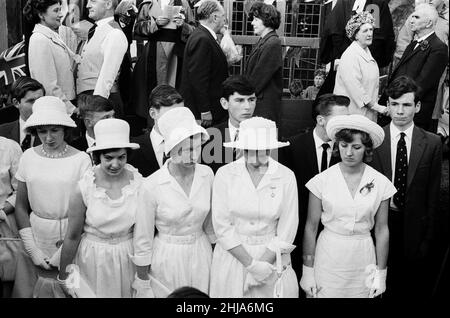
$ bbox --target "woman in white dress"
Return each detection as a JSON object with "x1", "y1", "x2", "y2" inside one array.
[
  {"x1": 14, "y1": 96, "x2": 91, "y2": 297},
  {"x1": 210, "y1": 117, "x2": 299, "y2": 298},
  {"x1": 300, "y1": 114, "x2": 396, "y2": 298},
  {"x1": 57, "y1": 118, "x2": 152, "y2": 298},
  {"x1": 333, "y1": 11, "x2": 387, "y2": 121},
  {"x1": 136, "y1": 107, "x2": 215, "y2": 297}
]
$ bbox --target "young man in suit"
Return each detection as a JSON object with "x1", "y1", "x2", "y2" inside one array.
[
  {"x1": 0, "y1": 77, "x2": 44, "y2": 150},
  {"x1": 180, "y1": 0, "x2": 228, "y2": 127},
  {"x1": 371, "y1": 76, "x2": 442, "y2": 298},
  {"x1": 70, "y1": 95, "x2": 115, "y2": 152},
  {"x1": 380, "y1": 4, "x2": 448, "y2": 132},
  {"x1": 201, "y1": 75, "x2": 256, "y2": 173},
  {"x1": 128, "y1": 85, "x2": 184, "y2": 177},
  {"x1": 280, "y1": 94, "x2": 350, "y2": 281}
]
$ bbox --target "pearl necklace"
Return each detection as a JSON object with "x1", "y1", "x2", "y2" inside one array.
[{"x1": 41, "y1": 144, "x2": 68, "y2": 158}]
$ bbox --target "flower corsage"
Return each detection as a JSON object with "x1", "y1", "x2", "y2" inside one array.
[
  {"x1": 359, "y1": 179, "x2": 375, "y2": 196},
  {"x1": 420, "y1": 40, "x2": 430, "y2": 51}
]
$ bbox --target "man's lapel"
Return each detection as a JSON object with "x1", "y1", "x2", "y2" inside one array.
[
  {"x1": 407, "y1": 126, "x2": 425, "y2": 189},
  {"x1": 378, "y1": 126, "x2": 392, "y2": 178}
]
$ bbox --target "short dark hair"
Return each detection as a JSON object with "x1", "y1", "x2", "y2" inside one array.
[
  {"x1": 197, "y1": 0, "x2": 222, "y2": 20},
  {"x1": 23, "y1": 0, "x2": 61, "y2": 24},
  {"x1": 10, "y1": 76, "x2": 45, "y2": 101},
  {"x1": 167, "y1": 286, "x2": 209, "y2": 298},
  {"x1": 312, "y1": 94, "x2": 350, "y2": 120},
  {"x1": 221, "y1": 75, "x2": 255, "y2": 100},
  {"x1": 148, "y1": 85, "x2": 183, "y2": 110},
  {"x1": 289, "y1": 79, "x2": 303, "y2": 97},
  {"x1": 91, "y1": 148, "x2": 132, "y2": 165},
  {"x1": 385, "y1": 75, "x2": 421, "y2": 103},
  {"x1": 332, "y1": 128, "x2": 374, "y2": 163},
  {"x1": 78, "y1": 94, "x2": 114, "y2": 119},
  {"x1": 314, "y1": 68, "x2": 327, "y2": 78},
  {"x1": 248, "y1": 2, "x2": 281, "y2": 30}
]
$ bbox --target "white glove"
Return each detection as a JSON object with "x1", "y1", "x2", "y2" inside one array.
[
  {"x1": 299, "y1": 265, "x2": 318, "y2": 297},
  {"x1": 365, "y1": 264, "x2": 387, "y2": 298},
  {"x1": 371, "y1": 103, "x2": 388, "y2": 115},
  {"x1": 132, "y1": 274, "x2": 155, "y2": 298},
  {"x1": 245, "y1": 259, "x2": 275, "y2": 284},
  {"x1": 57, "y1": 273, "x2": 77, "y2": 298},
  {"x1": 19, "y1": 227, "x2": 51, "y2": 270},
  {"x1": 0, "y1": 209, "x2": 7, "y2": 222}
]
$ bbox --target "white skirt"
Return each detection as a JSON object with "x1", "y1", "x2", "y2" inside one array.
[
  {"x1": 315, "y1": 229, "x2": 376, "y2": 298},
  {"x1": 75, "y1": 232, "x2": 135, "y2": 298},
  {"x1": 150, "y1": 231, "x2": 212, "y2": 297},
  {"x1": 209, "y1": 233, "x2": 298, "y2": 298},
  {"x1": 30, "y1": 212, "x2": 67, "y2": 258}
]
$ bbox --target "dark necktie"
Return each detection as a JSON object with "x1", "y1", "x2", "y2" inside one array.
[
  {"x1": 233, "y1": 129, "x2": 240, "y2": 161},
  {"x1": 87, "y1": 23, "x2": 97, "y2": 42},
  {"x1": 21, "y1": 134, "x2": 32, "y2": 151},
  {"x1": 393, "y1": 133, "x2": 408, "y2": 209},
  {"x1": 320, "y1": 143, "x2": 330, "y2": 172}
]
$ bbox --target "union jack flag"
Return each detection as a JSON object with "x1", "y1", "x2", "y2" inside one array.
[{"x1": 0, "y1": 41, "x2": 27, "y2": 87}]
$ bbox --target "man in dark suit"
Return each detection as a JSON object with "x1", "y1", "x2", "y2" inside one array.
[
  {"x1": 201, "y1": 75, "x2": 256, "y2": 173},
  {"x1": 371, "y1": 76, "x2": 442, "y2": 298},
  {"x1": 280, "y1": 94, "x2": 350, "y2": 281},
  {"x1": 180, "y1": 0, "x2": 228, "y2": 128},
  {"x1": 380, "y1": 4, "x2": 448, "y2": 132},
  {"x1": 70, "y1": 95, "x2": 115, "y2": 152},
  {"x1": 128, "y1": 85, "x2": 184, "y2": 177},
  {"x1": 0, "y1": 77, "x2": 44, "y2": 150}
]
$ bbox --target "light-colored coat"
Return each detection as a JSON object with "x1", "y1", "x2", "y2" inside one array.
[
  {"x1": 28, "y1": 24, "x2": 77, "y2": 113},
  {"x1": 334, "y1": 41, "x2": 379, "y2": 122}
]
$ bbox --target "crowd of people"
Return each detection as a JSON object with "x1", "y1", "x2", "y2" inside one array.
[{"x1": 0, "y1": 0, "x2": 448, "y2": 299}]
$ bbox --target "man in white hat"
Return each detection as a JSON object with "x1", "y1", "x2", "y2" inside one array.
[
  {"x1": 128, "y1": 85, "x2": 184, "y2": 177},
  {"x1": 76, "y1": 0, "x2": 127, "y2": 119},
  {"x1": 201, "y1": 75, "x2": 257, "y2": 173},
  {"x1": 280, "y1": 93, "x2": 349, "y2": 282},
  {"x1": 371, "y1": 76, "x2": 443, "y2": 298}
]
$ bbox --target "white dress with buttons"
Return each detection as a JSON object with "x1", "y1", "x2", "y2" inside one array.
[
  {"x1": 139, "y1": 160, "x2": 215, "y2": 296},
  {"x1": 305, "y1": 163, "x2": 396, "y2": 298},
  {"x1": 75, "y1": 164, "x2": 144, "y2": 298},
  {"x1": 210, "y1": 158, "x2": 299, "y2": 298}
]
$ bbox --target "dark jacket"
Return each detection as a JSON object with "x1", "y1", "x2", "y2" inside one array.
[
  {"x1": 200, "y1": 120, "x2": 234, "y2": 174},
  {"x1": 180, "y1": 25, "x2": 229, "y2": 124},
  {"x1": 128, "y1": 132, "x2": 160, "y2": 177},
  {"x1": 371, "y1": 125, "x2": 442, "y2": 260},
  {"x1": 381, "y1": 33, "x2": 448, "y2": 131},
  {"x1": 279, "y1": 129, "x2": 340, "y2": 278},
  {"x1": 245, "y1": 31, "x2": 283, "y2": 122},
  {"x1": 0, "y1": 120, "x2": 41, "y2": 147}
]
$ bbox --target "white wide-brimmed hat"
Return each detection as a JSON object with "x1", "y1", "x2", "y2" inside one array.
[
  {"x1": 223, "y1": 117, "x2": 289, "y2": 150},
  {"x1": 23, "y1": 96, "x2": 76, "y2": 133},
  {"x1": 326, "y1": 114, "x2": 385, "y2": 149},
  {"x1": 158, "y1": 107, "x2": 209, "y2": 154},
  {"x1": 86, "y1": 118, "x2": 140, "y2": 153}
]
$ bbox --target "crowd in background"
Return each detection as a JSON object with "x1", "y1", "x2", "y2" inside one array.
[{"x1": 0, "y1": 0, "x2": 448, "y2": 299}]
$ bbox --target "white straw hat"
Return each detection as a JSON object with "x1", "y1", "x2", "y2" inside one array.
[
  {"x1": 223, "y1": 117, "x2": 289, "y2": 150},
  {"x1": 23, "y1": 96, "x2": 76, "y2": 132},
  {"x1": 86, "y1": 118, "x2": 139, "y2": 153},
  {"x1": 326, "y1": 114, "x2": 385, "y2": 149},
  {"x1": 158, "y1": 107, "x2": 209, "y2": 154}
]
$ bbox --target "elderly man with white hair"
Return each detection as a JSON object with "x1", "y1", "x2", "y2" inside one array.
[{"x1": 382, "y1": 3, "x2": 448, "y2": 132}]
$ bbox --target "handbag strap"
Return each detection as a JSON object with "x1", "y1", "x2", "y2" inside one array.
[{"x1": 273, "y1": 246, "x2": 283, "y2": 298}]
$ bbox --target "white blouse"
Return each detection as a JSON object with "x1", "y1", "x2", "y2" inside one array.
[
  {"x1": 15, "y1": 148, "x2": 91, "y2": 219},
  {"x1": 132, "y1": 161, "x2": 215, "y2": 264},
  {"x1": 306, "y1": 163, "x2": 397, "y2": 236},
  {"x1": 0, "y1": 137, "x2": 21, "y2": 209},
  {"x1": 212, "y1": 157, "x2": 298, "y2": 253}
]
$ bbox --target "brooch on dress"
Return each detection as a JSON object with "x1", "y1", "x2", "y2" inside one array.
[
  {"x1": 359, "y1": 179, "x2": 375, "y2": 196},
  {"x1": 270, "y1": 185, "x2": 276, "y2": 198}
]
